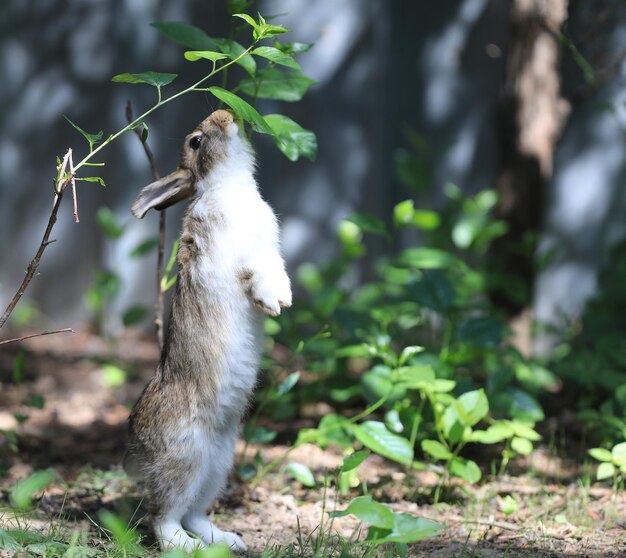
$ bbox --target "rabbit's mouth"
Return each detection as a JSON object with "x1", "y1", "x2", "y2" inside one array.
[{"x1": 131, "y1": 168, "x2": 195, "y2": 219}]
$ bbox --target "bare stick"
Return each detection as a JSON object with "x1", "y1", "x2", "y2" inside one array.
[
  {"x1": 0, "y1": 168, "x2": 74, "y2": 330},
  {"x1": 126, "y1": 100, "x2": 165, "y2": 348},
  {"x1": 0, "y1": 328, "x2": 74, "y2": 346},
  {"x1": 68, "y1": 148, "x2": 79, "y2": 223}
]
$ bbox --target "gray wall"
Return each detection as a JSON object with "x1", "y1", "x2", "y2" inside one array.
[{"x1": 1, "y1": 0, "x2": 624, "y2": 344}]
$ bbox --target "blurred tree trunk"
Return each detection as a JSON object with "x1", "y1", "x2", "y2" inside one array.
[{"x1": 491, "y1": 0, "x2": 570, "y2": 314}]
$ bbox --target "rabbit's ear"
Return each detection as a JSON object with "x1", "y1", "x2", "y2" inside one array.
[{"x1": 131, "y1": 168, "x2": 194, "y2": 219}]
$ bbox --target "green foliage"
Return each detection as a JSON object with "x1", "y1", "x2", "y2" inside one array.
[
  {"x1": 589, "y1": 442, "x2": 626, "y2": 488},
  {"x1": 10, "y1": 470, "x2": 55, "y2": 510},
  {"x1": 263, "y1": 185, "x2": 549, "y2": 491},
  {"x1": 285, "y1": 462, "x2": 316, "y2": 487},
  {"x1": 330, "y1": 495, "x2": 444, "y2": 544},
  {"x1": 552, "y1": 240, "x2": 626, "y2": 445}
]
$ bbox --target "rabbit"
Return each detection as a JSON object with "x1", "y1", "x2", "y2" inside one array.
[{"x1": 125, "y1": 109, "x2": 292, "y2": 552}]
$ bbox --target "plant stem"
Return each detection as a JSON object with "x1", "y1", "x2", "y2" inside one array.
[
  {"x1": 125, "y1": 100, "x2": 166, "y2": 349},
  {"x1": 0, "y1": 182, "x2": 68, "y2": 329},
  {"x1": 0, "y1": 328, "x2": 74, "y2": 346},
  {"x1": 74, "y1": 44, "x2": 256, "y2": 174}
]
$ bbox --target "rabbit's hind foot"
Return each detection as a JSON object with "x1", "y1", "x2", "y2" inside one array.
[
  {"x1": 183, "y1": 513, "x2": 247, "y2": 553},
  {"x1": 155, "y1": 519, "x2": 203, "y2": 551}
]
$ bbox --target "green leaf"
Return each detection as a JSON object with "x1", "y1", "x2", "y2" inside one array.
[
  {"x1": 263, "y1": 114, "x2": 317, "y2": 161},
  {"x1": 501, "y1": 495, "x2": 519, "y2": 516},
  {"x1": 151, "y1": 22, "x2": 220, "y2": 51},
  {"x1": 421, "y1": 439, "x2": 452, "y2": 460},
  {"x1": 258, "y1": 23, "x2": 288, "y2": 40},
  {"x1": 316, "y1": 413, "x2": 353, "y2": 449},
  {"x1": 77, "y1": 176, "x2": 106, "y2": 187},
  {"x1": 455, "y1": 317, "x2": 504, "y2": 348},
  {"x1": 213, "y1": 38, "x2": 256, "y2": 76},
  {"x1": 394, "y1": 200, "x2": 415, "y2": 227},
  {"x1": 130, "y1": 237, "x2": 158, "y2": 257},
  {"x1": 207, "y1": 87, "x2": 273, "y2": 134},
  {"x1": 329, "y1": 495, "x2": 394, "y2": 529},
  {"x1": 239, "y1": 67, "x2": 316, "y2": 101},
  {"x1": 385, "y1": 409, "x2": 404, "y2": 433},
  {"x1": 366, "y1": 513, "x2": 444, "y2": 544},
  {"x1": 510, "y1": 437, "x2": 533, "y2": 456},
  {"x1": 457, "y1": 389, "x2": 489, "y2": 427},
  {"x1": 10, "y1": 470, "x2": 55, "y2": 510},
  {"x1": 597, "y1": 462, "x2": 615, "y2": 480},
  {"x1": 471, "y1": 422, "x2": 513, "y2": 444},
  {"x1": 398, "y1": 346, "x2": 424, "y2": 366},
  {"x1": 335, "y1": 344, "x2": 373, "y2": 358},
  {"x1": 506, "y1": 388, "x2": 545, "y2": 422},
  {"x1": 347, "y1": 212, "x2": 387, "y2": 236},
  {"x1": 22, "y1": 394, "x2": 44, "y2": 409},
  {"x1": 353, "y1": 421, "x2": 413, "y2": 465},
  {"x1": 278, "y1": 371, "x2": 300, "y2": 394},
  {"x1": 285, "y1": 462, "x2": 315, "y2": 487},
  {"x1": 25, "y1": 541, "x2": 69, "y2": 555},
  {"x1": 101, "y1": 364, "x2": 127, "y2": 388},
  {"x1": 393, "y1": 200, "x2": 440, "y2": 230},
  {"x1": 449, "y1": 457, "x2": 482, "y2": 483},
  {"x1": 63, "y1": 116, "x2": 103, "y2": 146},
  {"x1": 264, "y1": 317, "x2": 281, "y2": 335},
  {"x1": 510, "y1": 421, "x2": 542, "y2": 441},
  {"x1": 396, "y1": 365, "x2": 440, "y2": 392},
  {"x1": 233, "y1": 13, "x2": 258, "y2": 31},
  {"x1": 362, "y1": 370, "x2": 403, "y2": 405},
  {"x1": 400, "y1": 248, "x2": 461, "y2": 270},
  {"x1": 96, "y1": 207, "x2": 124, "y2": 239},
  {"x1": 228, "y1": 0, "x2": 251, "y2": 16},
  {"x1": 411, "y1": 210, "x2": 441, "y2": 230},
  {"x1": 243, "y1": 424, "x2": 277, "y2": 443},
  {"x1": 441, "y1": 406, "x2": 464, "y2": 444},
  {"x1": 122, "y1": 305, "x2": 149, "y2": 327},
  {"x1": 112, "y1": 71, "x2": 177, "y2": 88},
  {"x1": 252, "y1": 46, "x2": 301, "y2": 69},
  {"x1": 12, "y1": 351, "x2": 25, "y2": 385},
  {"x1": 0, "y1": 530, "x2": 21, "y2": 551},
  {"x1": 411, "y1": 270, "x2": 455, "y2": 313},
  {"x1": 275, "y1": 40, "x2": 313, "y2": 55},
  {"x1": 341, "y1": 450, "x2": 369, "y2": 472},
  {"x1": 184, "y1": 50, "x2": 228, "y2": 62},
  {"x1": 612, "y1": 442, "x2": 626, "y2": 465}
]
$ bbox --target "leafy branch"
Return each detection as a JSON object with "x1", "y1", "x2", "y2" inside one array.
[{"x1": 0, "y1": 10, "x2": 317, "y2": 339}]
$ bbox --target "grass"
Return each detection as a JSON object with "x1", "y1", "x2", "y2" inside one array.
[{"x1": 1, "y1": 458, "x2": 626, "y2": 558}]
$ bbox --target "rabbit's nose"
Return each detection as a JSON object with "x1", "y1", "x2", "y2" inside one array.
[{"x1": 210, "y1": 109, "x2": 234, "y2": 128}]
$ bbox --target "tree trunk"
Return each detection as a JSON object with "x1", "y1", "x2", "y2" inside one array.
[{"x1": 491, "y1": 0, "x2": 570, "y2": 314}]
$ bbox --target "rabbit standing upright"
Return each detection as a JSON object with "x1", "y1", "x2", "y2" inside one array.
[{"x1": 126, "y1": 110, "x2": 292, "y2": 552}]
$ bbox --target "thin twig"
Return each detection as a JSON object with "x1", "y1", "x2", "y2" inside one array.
[
  {"x1": 445, "y1": 514, "x2": 520, "y2": 532},
  {"x1": 0, "y1": 328, "x2": 74, "y2": 346},
  {"x1": 0, "y1": 159, "x2": 74, "y2": 330},
  {"x1": 126, "y1": 100, "x2": 165, "y2": 348},
  {"x1": 68, "y1": 148, "x2": 79, "y2": 223}
]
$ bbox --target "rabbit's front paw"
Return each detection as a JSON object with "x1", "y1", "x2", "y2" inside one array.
[{"x1": 251, "y1": 280, "x2": 291, "y2": 317}]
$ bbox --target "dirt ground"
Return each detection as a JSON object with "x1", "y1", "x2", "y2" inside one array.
[{"x1": 1, "y1": 330, "x2": 625, "y2": 557}]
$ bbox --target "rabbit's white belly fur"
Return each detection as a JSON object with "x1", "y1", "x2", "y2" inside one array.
[{"x1": 190, "y1": 181, "x2": 286, "y2": 430}]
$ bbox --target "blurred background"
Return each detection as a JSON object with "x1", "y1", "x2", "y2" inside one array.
[{"x1": 1, "y1": 0, "x2": 625, "y2": 352}]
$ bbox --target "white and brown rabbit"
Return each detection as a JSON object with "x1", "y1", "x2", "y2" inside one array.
[{"x1": 126, "y1": 109, "x2": 291, "y2": 552}]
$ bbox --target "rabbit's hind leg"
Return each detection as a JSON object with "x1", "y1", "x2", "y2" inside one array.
[
  {"x1": 149, "y1": 456, "x2": 207, "y2": 551},
  {"x1": 181, "y1": 426, "x2": 246, "y2": 551}
]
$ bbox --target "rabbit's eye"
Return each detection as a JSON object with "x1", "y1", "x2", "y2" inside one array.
[{"x1": 189, "y1": 135, "x2": 202, "y2": 150}]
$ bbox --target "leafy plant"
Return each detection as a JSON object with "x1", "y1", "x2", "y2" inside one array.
[
  {"x1": 259, "y1": 185, "x2": 549, "y2": 495},
  {"x1": 589, "y1": 442, "x2": 626, "y2": 491}
]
